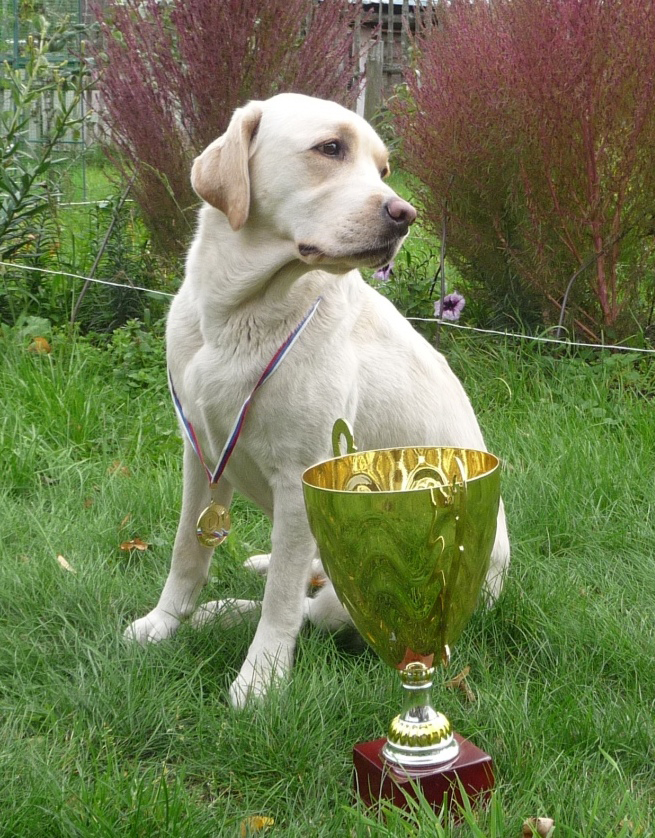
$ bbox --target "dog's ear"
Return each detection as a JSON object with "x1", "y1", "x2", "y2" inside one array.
[{"x1": 191, "y1": 102, "x2": 263, "y2": 231}]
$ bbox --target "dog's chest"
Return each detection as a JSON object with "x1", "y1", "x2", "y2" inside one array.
[{"x1": 177, "y1": 340, "x2": 296, "y2": 500}]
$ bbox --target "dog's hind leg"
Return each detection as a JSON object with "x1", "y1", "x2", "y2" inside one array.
[
  {"x1": 483, "y1": 499, "x2": 510, "y2": 605},
  {"x1": 244, "y1": 553, "x2": 323, "y2": 580},
  {"x1": 194, "y1": 556, "x2": 325, "y2": 630},
  {"x1": 190, "y1": 598, "x2": 261, "y2": 629},
  {"x1": 243, "y1": 554, "x2": 272, "y2": 575},
  {"x1": 304, "y1": 579, "x2": 353, "y2": 631},
  {"x1": 125, "y1": 442, "x2": 233, "y2": 644}
]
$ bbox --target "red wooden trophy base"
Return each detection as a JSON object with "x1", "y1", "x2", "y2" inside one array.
[{"x1": 353, "y1": 734, "x2": 494, "y2": 814}]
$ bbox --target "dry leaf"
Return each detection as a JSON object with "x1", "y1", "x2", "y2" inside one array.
[
  {"x1": 28, "y1": 336, "x2": 51, "y2": 354},
  {"x1": 523, "y1": 817, "x2": 555, "y2": 837},
  {"x1": 444, "y1": 666, "x2": 476, "y2": 702},
  {"x1": 445, "y1": 665, "x2": 470, "y2": 688},
  {"x1": 240, "y1": 816, "x2": 274, "y2": 837},
  {"x1": 108, "y1": 461, "x2": 131, "y2": 477},
  {"x1": 56, "y1": 554, "x2": 76, "y2": 574},
  {"x1": 120, "y1": 538, "x2": 150, "y2": 552},
  {"x1": 119, "y1": 513, "x2": 132, "y2": 529},
  {"x1": 619, "y1": 820, "x2": 644, "y2": 836}
]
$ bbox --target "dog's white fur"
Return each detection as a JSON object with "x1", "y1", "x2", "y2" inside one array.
[{"x1": 125, "y1": 93, "x2": 510, "y2": 707}]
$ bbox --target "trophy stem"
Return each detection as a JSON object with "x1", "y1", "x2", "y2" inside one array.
[{"x1": 382, "y1": 662, "x2": 460, "y2": 768}]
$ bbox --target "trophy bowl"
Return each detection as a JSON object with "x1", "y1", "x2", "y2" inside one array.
[{"x1": 302, "y1": 422, "x2": 501, "y2": 771}]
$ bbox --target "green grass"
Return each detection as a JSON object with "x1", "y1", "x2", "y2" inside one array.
[{"x1": 1, "y1": 324, "x2": 654, "y2": 836}]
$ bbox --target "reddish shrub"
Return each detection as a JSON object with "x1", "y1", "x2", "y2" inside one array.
[
  {"x1": 396, "y1": 0, "x2": 655, "y2": 338},
  {"x1": 92, "y1": 0, "x2": 366, "y2": 255}
]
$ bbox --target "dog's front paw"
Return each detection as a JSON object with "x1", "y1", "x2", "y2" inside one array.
[
  {"x1": 124, "y1": 609, "x2": 181, "y2": 645},
  {"x1": 228, "y1": 640, "x2": 294, "y2": 708}
]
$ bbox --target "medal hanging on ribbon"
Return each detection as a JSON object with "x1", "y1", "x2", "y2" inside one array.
[
  {"x1": 196, "y1": 500, "x2": 231, "y2": 549},
  {"x1": 169, "y1": 297, "x2": 322, "y2": 548}
]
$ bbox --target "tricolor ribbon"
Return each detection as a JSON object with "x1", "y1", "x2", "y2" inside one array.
[{"x1": 169, "y1": 296, "x2": 322, "y2": 487}]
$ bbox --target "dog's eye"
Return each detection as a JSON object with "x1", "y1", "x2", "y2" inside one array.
[
  {"x1": 380, "y1": 166, "x2": 390, "y2": 179},
  {"x1": 315, "y1": 141, "x2": 342, "y2": 158}
]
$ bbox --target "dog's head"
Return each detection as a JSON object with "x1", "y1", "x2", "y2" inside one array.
[{"x1": 191, "y1": 93, "x2": 416, "y2": 271}]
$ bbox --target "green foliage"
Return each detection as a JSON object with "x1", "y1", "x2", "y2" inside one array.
[
  {"x1": 0, "y1": 16, "x2": 91, "y2": 260},
  {"x1": 105, "y1": 318, "x2": 167, "y2": 391},
  {"x1": 0, "y1": 14, "x2": 90, "y2": 325},
  {"x1": 66, "y1": 193, "x2": 178, "y2": 333},
  {"x1": 1, "y1": 168, "x2": 178, "y2": 332}
]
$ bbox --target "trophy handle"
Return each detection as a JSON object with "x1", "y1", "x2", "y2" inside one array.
[{"x1": 332, "y1": 419, "x2": 357, "y2": 457}]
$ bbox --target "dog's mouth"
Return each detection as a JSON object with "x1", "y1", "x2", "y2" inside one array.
[
  {"x1": 298, "y1": 240, "x2": 401, "y2": 270},
  {"x1": 298, "y1": 244, "x2": 324, "y2": 260}
]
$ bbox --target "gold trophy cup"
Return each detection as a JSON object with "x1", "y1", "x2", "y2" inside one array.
[{"x1": 302, "y1": 421, "x2": 501, "y2": 811}]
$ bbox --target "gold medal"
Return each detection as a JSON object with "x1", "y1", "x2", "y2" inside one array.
[{"x1": 196, "y1": 502, "x2": 231, "y2": 548}]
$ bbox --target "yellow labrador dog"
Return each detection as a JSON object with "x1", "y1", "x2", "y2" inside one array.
[{"x1": 126, "y1": 93, "x2": 510, "y2": 707}]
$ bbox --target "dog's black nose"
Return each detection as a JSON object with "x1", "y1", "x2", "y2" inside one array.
[{"x1": 385, "y1": 197, "x2": 417, "y2": 232}]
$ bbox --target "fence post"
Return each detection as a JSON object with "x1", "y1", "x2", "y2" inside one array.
[
  {"x1": 353, "y1": 1, "x2": 362, "y2": 88},
  {"x1": 402, "y1": 0, "x2": 410, "y2": 58},
  {"x1": 364, "y1": 39, "x2": 384, "y2": 122},
  {"x1": 386, "y1": 0, "x2": 395, "y2": 73}
]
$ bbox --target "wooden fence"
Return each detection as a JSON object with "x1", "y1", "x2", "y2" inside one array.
[{"x1": 354, "y1": 0, "x2": 436, "y2": 121}]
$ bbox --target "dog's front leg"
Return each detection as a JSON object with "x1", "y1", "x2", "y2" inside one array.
[
  {"x1": 125, "y1": 441, "x2": 233, "y2": 644},
  {"x1": 229, "y1": 483, "x2": 313, "y2": 708}
]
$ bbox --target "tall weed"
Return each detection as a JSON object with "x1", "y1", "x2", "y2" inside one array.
[
  {"x1": 91, "y1": 0, "x2": 370, "y2": 255},
  {"x1": 0, "y1": 15, "x2": 93, "y2": 324},
  {"x1": 396, "y1": 0, "x2": 655, "y2": 341}
]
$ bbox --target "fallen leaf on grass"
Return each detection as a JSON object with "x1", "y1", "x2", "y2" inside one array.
[
  {"x1": 240, "y1": 816, "x2": 274, "y2": 837},
  {"x1": 523, "y1": 817, "x2": 555, "y2": 837},
  {"x1": 119, "y1": 538, "x2": 150, "y2": 552},
  {"x1": 108, "y1": 461, "x2": 131, "y2": 477},
  {"x1": 444, "y1": 666, "x2": 476, "y2": 702},
  {"x1": 56, "y1": 554, "x2": 76, "y2": 574},
  {"x1": 28, "y1": 336, "x2": 51, "y2": 354},
  {"x1": 619, "y1": 820, "x2": 644, "y2": 836}
]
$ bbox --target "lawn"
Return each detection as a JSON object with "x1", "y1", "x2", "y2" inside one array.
[{"x1": 0, "y1": 320, "x2": 654, "y2": 836}]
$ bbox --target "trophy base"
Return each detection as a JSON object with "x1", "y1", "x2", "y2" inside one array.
[{"x1": 353, "y1": 734, "x2": 494, "y2": 815}]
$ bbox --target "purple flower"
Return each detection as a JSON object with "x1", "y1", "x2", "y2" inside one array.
[
  {"x1": 373, "y1": 262, "x2": 394, "y2": 282},
  {"x1": 434, "y1": 291, "x2": 465, "y2": 321}
]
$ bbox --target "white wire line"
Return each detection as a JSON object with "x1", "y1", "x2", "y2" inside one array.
[
  {"x1": 1, "y1": 258, "x2": 654, "y2": 355},
  {"x1": 0, "y1": 260, "x2": 175, "y2": 299},
  {"x1": 408, "y1": 317, "x2": 655, "y2": 355},
  {"x1": 58, "y1": 200, "x2": 135, "y2": 208}
]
